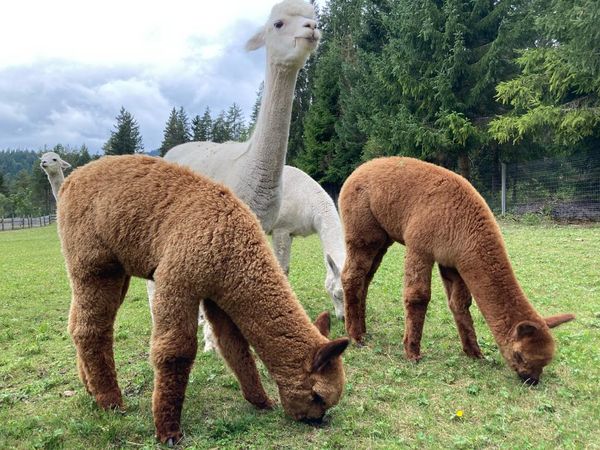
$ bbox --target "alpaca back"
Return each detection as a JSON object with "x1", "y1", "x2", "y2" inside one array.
[{"x1": 340, "y1": 157, "x2": 503, "y2": 270}]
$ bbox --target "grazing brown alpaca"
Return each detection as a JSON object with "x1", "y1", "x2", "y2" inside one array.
[
  {"x1": 58, "y1": 155, "x2": 349, "y2": 444},
  {"x1": 339, "y1": 157, "x2": 574, "y2": 384}
]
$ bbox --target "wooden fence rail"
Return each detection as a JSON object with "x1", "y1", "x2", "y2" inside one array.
[{"x1": 0, "y1": 215, "x2": 56, "y2": 231}]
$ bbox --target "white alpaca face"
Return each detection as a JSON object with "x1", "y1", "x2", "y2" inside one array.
[
  {"x1": 246, "y1": 0, "x2": 320, "y2": 68},
  {"x1": 325, "y1": 254, "x2": 345, "y2": 320},
  {"x1": 40, "y1": 152, "x2": 71, "y2": 175}
]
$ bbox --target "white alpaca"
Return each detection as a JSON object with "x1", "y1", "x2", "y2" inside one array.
[
  {"x1": 40, "y1": 152, "x2": 71, "y2": 202},
  {"x1": 272, "y1": 165, "x2": 345, "y2": 320},
  {"x1": 148, "y1": 0, "x2": 321, "y2": 345},
  {"x1": 162, "y1": 0, "x2": 320, "y2": 231}
]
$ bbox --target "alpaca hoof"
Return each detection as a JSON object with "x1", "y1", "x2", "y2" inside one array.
[
  {"x1": 247, "y1": 395, "x2": 275, "y2": 409},
  {"x1": 96, "y1": 391, "x2": 123, "y2": 410},
  {"x1": 465, "y1": 348, "x2": 484, "y2": 359},
  {"x1": 157, "y1": 430, "x2": 183, "y2": 446},
  {"x1": 406, "y1": 353, "x2": 422, "y2": 362}
]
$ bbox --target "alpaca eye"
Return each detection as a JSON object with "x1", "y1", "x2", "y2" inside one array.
[
  {"x1": 274, "y1": 20, "x2": 284, "y2": 29},
  {"x1": 52, "y1": 158, "x2": 57, "y2": 161}
]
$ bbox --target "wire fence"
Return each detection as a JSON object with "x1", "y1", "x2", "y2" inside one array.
[
  {"x1": 0, "y1": 215, "x2": 56, "y2": 231},
  {"x1": 475, "y1": 154, "x2": 600, "y2": 221}
]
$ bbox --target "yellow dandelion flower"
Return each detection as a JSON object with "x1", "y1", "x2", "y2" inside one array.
[{"x1": 456, "y1": 410, "x2": 464, "y2": 417}]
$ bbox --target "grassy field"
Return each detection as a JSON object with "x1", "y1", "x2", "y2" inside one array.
[{"x1": 0, "y1": 222, "x2": 599, "y2": 449}]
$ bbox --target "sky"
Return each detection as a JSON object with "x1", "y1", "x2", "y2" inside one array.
[{"x1": 0, "y1": 0, "x2": 284, "y2": 153}]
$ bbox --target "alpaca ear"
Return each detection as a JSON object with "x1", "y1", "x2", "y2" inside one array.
[
  {"x1": 514, "y1": 321, "x2": 541, "y2": 339},
  {"x1": 544, "y1": 313, "x2": 575, "y2": 328},
  {"x1": 326, "y1": 254, "x2": 340, "y2": 278},
  {"x1": 312, "y1": 338, "x2": 349, "y2": 372},
  {"x1": 245, "y1": 29, "x2": 266, "y2": 51},
  {"x1": 314, "y1": 311, "x2": 330, "y2": 337},
  {"x1": 60, "y1": 159, "x2": 72, "y2": 170}
]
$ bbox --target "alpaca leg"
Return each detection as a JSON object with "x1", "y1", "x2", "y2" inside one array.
[
  {"x1": 202, "y1": 299, "x2": 273, "y2": 409},
  {"x1": 439, "y1": 265, "x2": 482, "y2": 358},
  {"x1": 150, "y1": 285, "x2": 199, "y2": 444},
  {"x1": 342, "y1": 241, "x2": 390, "y2": 343},
  {"x1": 272, "y1": 229, "x2": 292, "y2": 275},
  {"x1": 68, "y1": 270, "x2": 129, "y2": 409},
  {"x1": 402, "y1": 249, "x2": 434, "y2": 361}
]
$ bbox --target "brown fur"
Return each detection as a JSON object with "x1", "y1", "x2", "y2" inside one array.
[
  {"x1": 339, "y1": 157, "x2": 574, "y2": 384},
  {"x1": 58, "y1": 155, "x2": 349, "y2": 443}
]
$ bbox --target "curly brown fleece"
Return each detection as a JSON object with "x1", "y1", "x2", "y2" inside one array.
[
  {"x1": 58, "y1": 155, "x2": 349, "y2": 444},
  {"x1": 339, "y1": 157, "x2": 574, "y2": 384}
]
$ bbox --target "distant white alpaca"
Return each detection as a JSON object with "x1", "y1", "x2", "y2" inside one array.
[
  {"x1": 272, "y1": 165, "x2": 345, "y2": 319},
  {"x1": 40, "y1": 152, "x2": 71, "y2": 201}
]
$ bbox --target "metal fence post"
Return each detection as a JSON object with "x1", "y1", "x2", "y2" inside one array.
[{"x1": 501, "y1": 162, "x2": 507, "y2": 216}]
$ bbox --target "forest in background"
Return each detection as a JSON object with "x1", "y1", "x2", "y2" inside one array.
[{"x1": 1, "y1": 0, "x2": 598, "y2": 218}]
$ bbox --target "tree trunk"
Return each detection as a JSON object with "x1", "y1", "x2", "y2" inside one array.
[{"x1": 458, "y1": 152, "x2": 471, "y2": 180}]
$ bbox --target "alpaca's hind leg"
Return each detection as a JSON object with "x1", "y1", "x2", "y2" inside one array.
[
  {"x1": 272, "y1": 229, "x2": 292, "y2": 275},
  {"x1": 150, "y1": 285, "x2": 199, "y2": 444},
  {"x1": 439, "y1": 265, "x2": 482, "y2": 358},
  {"x1": 342, "y1": 240, "x2": 390, "y2": 343},
  {"x1": 402, "y1": 249, "x2": 434, "y2": 361},
  {"x1": 68, "y1": 269, "x2": 129, "y2": 409},
  {"x1": 202, "y1": 299, "x2": 273, "y2": 409}
]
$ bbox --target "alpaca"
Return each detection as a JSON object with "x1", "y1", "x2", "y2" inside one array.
[
  {"x1": 339, "y1": 157, "x2": 574, "y2": 384},
  {"x1": 162, "y1": 0, "x2": 320, "y2": 232},
  {"x1": 271, "y1": 166, "x2": 345, "y2": 319},
  {"x1": 201, "y1": 165, "x2": 346, "y2": 353},
  {"x1": 58, "y1": 155, "x2": 349, "y2": 444},
  {"x1": 39, "y1": 152, "x2": 71, "y2": 201}
]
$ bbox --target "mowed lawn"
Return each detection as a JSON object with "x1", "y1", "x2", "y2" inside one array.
[{"x1": 0, "y1": 223, "x2": 599, "y2": 449}]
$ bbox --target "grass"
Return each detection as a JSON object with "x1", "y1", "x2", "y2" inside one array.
[{"x1": 0, "y1": 222, "x2": 599, "y2": 449}]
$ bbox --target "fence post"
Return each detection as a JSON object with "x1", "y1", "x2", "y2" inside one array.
[{"x1": 501, "y1": 162, "x2": 507, "y2": 216}]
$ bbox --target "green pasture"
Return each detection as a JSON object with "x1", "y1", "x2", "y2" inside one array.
[{"x1": 0, "y1": 223, "x2": 599, "y2": 449}]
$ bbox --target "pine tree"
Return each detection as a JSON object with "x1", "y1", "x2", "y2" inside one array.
[
  {"x1": 192, "y1": 107, "x2": 213, "y2": 141},
  {"x1": 247, "y1": 82, "x2": 264, "y2": 135},
  {"x1": 211, "y1": 111, "x2": 230, "y2": 143},
  {"x1": 225, "y1": 103, "x2": 246, "y2": 142},
  {"x1": 102, "y1": 107, "x2": 144, "y2": 155},
  {"x1": 160, "y1": 107, "x2": 191, "y2": 156}
]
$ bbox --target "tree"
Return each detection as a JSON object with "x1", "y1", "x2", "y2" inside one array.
[
  {"x1": 0, "y1": 192, "x2": 8, "y2": 218},
  {"x1": 490, "y1": 0, "x2": 600, "y2": 148},
  {"x1": 0, "y1": 171, "x2": 7, "y2": 196},
  {"x1": 192, "y1": 107, "x2": 213, "y2": 141},
  {"x1": 225, "y1": 103, "x2": 247, "y2": 141},
  {"x1": 102, "y1": 107, "x2": 144, "y2": 155},
  {"x1": 211, "y1": 110, "x2": 230, "y2": 143},
  {"x1": 160, "y1": 107, "x2": 191, "y2": 156},
  {"x1": 247, "y1": 82, "x2": 264, "y2": 136}
]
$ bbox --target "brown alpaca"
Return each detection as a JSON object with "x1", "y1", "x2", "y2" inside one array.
[
  {"x1": 339, "y1": 157, "x2": 574, "y2": 384},
  {"x1": 58, "y1": 155, "x2": 349, "y2": 444}
]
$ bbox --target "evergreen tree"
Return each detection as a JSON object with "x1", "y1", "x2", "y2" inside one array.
[
  {"x1": 160, "y1": 107, "x2": 191, "y2": 156},
  {"x1": 225, "y1": 103, "x2": 246, "y2": 142},
  {"x1": 0, "y1": 172, "x2": 7, "y2": 196},
  {"x1": 211, "y1": 110, "x2": 230, "y2": 143},
  {"x1": 191, "y1": 107, "x2": 213, "y2": 141},
  {"x1": 248, "y1": 82, "x2": 264, "y2": 136},
  {"x1": 102, "y1": 107, "x2": 144, "y2": 155},
  {"x1": 490, "y1": 0, "x2": 600, "y2": 148}
]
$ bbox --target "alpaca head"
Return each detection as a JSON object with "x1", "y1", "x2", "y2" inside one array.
[
  {"x1": 325, "y1": 254, "x2": 345, "y2": 320},
  {"x1": 279, "y1": 312, "x2": 349, "y2": 422},
  {"x1": 246, "y1": 0, "x2": 320, "y2": 69},
  {"x1": 40, "y1": 152, "x2": 71, "y2": 177},
  {"x1": 504, "y1": 314, "x2": 575, "y2": 385}
]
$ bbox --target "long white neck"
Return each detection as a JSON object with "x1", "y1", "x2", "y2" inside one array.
[
  {"x1": 243, "y1": 60, "x2": 300, "y2": 231},
  {"x1": 313, "y1": 200, "x2": 346, "y2": 270},
  {"x1": 48, "y1": 171, "x2": 65, "y2": 202}
]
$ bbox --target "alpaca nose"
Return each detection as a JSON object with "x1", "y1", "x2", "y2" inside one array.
[
  {"x1": 519, "y1": 372, "x2": 539, "y2": 385},
  {"x1": 303, "y1": 20, "x2": 317, "y2": 30}
]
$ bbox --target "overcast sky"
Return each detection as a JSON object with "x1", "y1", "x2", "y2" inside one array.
[{"x1": 0, "y1": 0, "x2": 289, "y2": 153}]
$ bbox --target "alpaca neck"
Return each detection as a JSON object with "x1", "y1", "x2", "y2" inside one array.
[
  {"x1": 313, "y1": 202, "x2": 345, "y2": 270},
  {"x1": 48, "y1": 172, "x2": 65, "y2": 202},
  {"x1": 243, "y1": 61, "x2": 299, "y2": 229},
  {"x1": 458, "y1": 235, "x2": 540, "y2": 346}
]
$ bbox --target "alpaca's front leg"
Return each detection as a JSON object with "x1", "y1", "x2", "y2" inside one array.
[
  {"x1": 272, "y1": 229, "x2": 292, "y2": 275},
  {"x1": 342, "y1": 242, "x2": 389, "y2": 343},
  {"x1": 151, "y1": 285, "x2": 199, "y2": 445},
  {"x1": 402, "y1": 249, "x2": 434, "y2": 361},
  {"x1": 439, "y1": 265, "x2": 482, "y2": 358},
  {"x1": 202, "y1": 299, "x2": 274, "y2": 409},
  {"x1": 68, "y1": 272, "x2": 128, "y2": 409}
]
